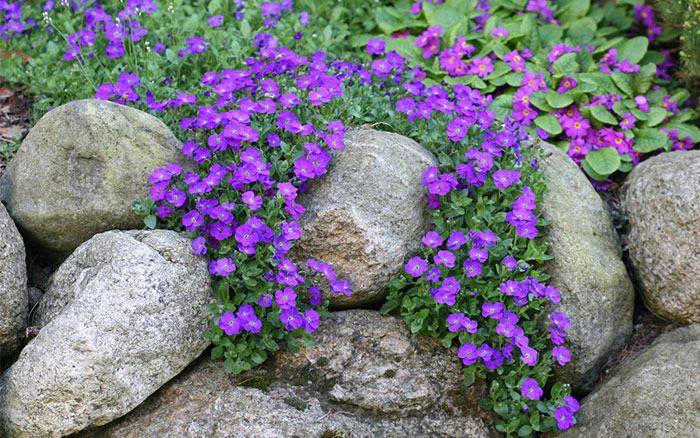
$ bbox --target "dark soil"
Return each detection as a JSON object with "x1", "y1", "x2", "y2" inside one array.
[{"x1": 0, "y1": 82, "x2": 31, "y2": 177}]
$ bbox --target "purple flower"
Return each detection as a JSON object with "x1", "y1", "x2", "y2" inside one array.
[
  {"x1": 493, "y1": 170, "x2": 521, "y2": 189},
  {"x1": 482, "y1": 302, "x2": 504, "y2": 319},
  {"x1": 564, "y1": 395, "x2": 580, "y2": 412},
  {"x1": 554, "y1": 406, "x2": 575, "y2": 430},
  {"x1": 219, "y1": 312, "x2": 241, "y2": 336},
  {"x1": 241, "y1": 190, "x2": 263, "y2": 210},
  {"x1": 521, "y1": 378, "x2": 543, "y2": 400},
  {"x1": 422, "y1": 230, "x2": 444, "y2": 248},
  {"x1": 275, "y1": 288, "x2": 297, "y2": 309},
  {"x1": 330, "y1": 279, "x2": 353, "y2": 296},
  {"x1": 502, "y1": 256, "x2": 517, "y2": 270},
  {"x1": 280, "y1": 307, "x2": 304, "y2": 331},
  {"x1": 210, "y1": 258, "x2": 236, "y2": 276},
  {"x1": 463, "y1": 259, "x2": 483, "y2": 278},
  {"x1": 447, "y1": 313, "x2": 468, "y2": 332},
  {"x1": 257, "y1": 294, "x2": 273, "y2": 307},
  {"x1": 458, "y1": 343, "x2": 478, "y2": 366},
  {"x1": 366, "y1": 38, "x2": 386, "y2": 55},
  {"x1": 304, "y1": 309, "x2": 320, "y2": 332},
  {"x1": 207, "y1": 15, "x2": 223, "y2": 27},
  {"x1": 434, "y1": 250, "x2": 456, "y2": 268},
  {"x1": 552, "y1": 346, "x2": 571, "y2": 366},
  {"x1": 520, "y1": 345, "x2": 539, "y2": 366},
  {"x1": 191, "y1": 237, "x2": 207, "y2": 255},
  {"x1": 550, "y1": 312, "x2": 571, "y2": 331},
  {"x1": 446, "y1": 231, "x2": 467, "y2": 250},
  {"x1": 405, "y1": 256, "x2": 429, "y2": 277}
]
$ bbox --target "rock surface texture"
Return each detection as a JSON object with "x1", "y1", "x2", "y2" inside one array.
[
  {"x1": 0, "y1": 230, "x2": 211, "y2": 438},
  {"x1": 0, "y1": 99, "x2": 188, "y2": 258},
  {"x1": 540, "y1": 142, "x2": 635, "y2": 393},
  {"x1": 564, "y1": 324, "x2": 700, "y2": 437},
  {"x1": 624, "y1": 150, "x2": 700, "y2": 324},
  {"x1": 84, "y1": 310, "x2": 493, "y2": 438},
  {"x1": 295, "y1": 129, "x2": 436, "y2": 307},
  {"x1": 0, "y1": 202, "x2": 26, "y2": 355}
]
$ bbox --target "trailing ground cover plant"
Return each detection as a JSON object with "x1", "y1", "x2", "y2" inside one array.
[{"x1": 361, "y1": 0, "x2": 700, "y2": 184}]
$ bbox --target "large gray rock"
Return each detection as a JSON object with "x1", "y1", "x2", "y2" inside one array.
[
  {"x1": 295, "y1": 129, "x2": 436, "y2": 307},
  {"x1": 540, "y1": 142, "x2": 635, "y2": 393},
  {"x1": 624, "y1": 150, "x2": 700, "y2": 324},
  {"x1": 0, "y1": 99, "x2": 188, "y2": 258},
  {"x1": 84, "y1": 310, "x2": 493, "y2": 438},
  {"x1": 564, "y1": 325, "x2": 700, "y2": 437},
  {"x1": 0, "y1": 230, "x2": 212, "y2": 437},
  {"x1": 0, "y1": 202, "x2": 26, "y2": 355}
]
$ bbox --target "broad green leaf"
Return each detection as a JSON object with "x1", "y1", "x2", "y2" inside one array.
[
  {"x1": 664, "y1": 123, "x2": 700, "y2": 142},
  {"x1": 567, "y1": 17, "x2": 597, "y2": 44},
  {"x1": 534, "y1": 114, "x2": 563, "y2": 135},
  {"x1": 634, "y1": 128, "x2": 671, "y2": 152},
  {"x1": 591, "y1": 106, "x2": 618, "y2": 124},
  {"x1": 557, "y1": 0, "x2": 590, "y2": 21},
  {"x1": 545, "y1": 90, "x2": 574, "y2": 108},
  {"x1": 144, "y1": 215, "x2": 157, "y2": 229},
  {"x1": 539, "y1": 25, "x2": 563, "y2": 47},
  {"x1": 584, "y1": 147, "x2": 620, "y2": 176},
  {"x1": 552, "y1": 53, "x2": 579, "y2": 76},
  {"x1": 617, "y1": 36, "x2": 649, "y2": 65},
  {"x1": 611, "y1": 72, "x2": 634, "y2": 97},
  {"x1": 643, "y1": 107, "x2": 668, "y2": 127}
]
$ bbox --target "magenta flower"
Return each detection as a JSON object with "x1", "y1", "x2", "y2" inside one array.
[
  {"x1": 209, "y1": 258, "x2": 236, "y2": 277},
  {"x1": 554, "y1": 406, "x2": 575, "y2": 430},
  {"x1": 458, "y1": 343, "x2": 478, "y2": 366},
  {"x1": 552, "y1": 346, "x2": 571, "y2": 366}
]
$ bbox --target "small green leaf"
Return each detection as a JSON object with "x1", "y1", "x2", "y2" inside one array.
[
  {"x1": 611, "y1": 72, "x2": 634, "y2": 97},
  {"x1": 584, "y1": 147, "x2": 621, "y2": 176},
  {"x1": 144, "y1": 215, "x2": 157, "y2": 229}
]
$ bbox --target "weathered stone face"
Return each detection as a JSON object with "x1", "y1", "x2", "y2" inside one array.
[
  {"x1": 563, "y1": 325, "x2": 700, "y2": 437},
  {"x1": 82, "y1": 310, "x2": 494, "y2": 438},
  {"x1": 540, "y1": 142, "x2": 635, "y2": 393},
  {"x1": 294, "y1": 129, "x2": 437, "y2": 308},
  {"x1": 0, "y1": 99, "x2": 189, "y2": 258},
  {"x1": 624, "y1": 150, "x2": 700, "y2": 324},
  {"x1": 0, "y1": 230, "x2": 212, "y2": 438},
  {"x1": 0, "y1": 202, "x2": 26, "y2": 356}
]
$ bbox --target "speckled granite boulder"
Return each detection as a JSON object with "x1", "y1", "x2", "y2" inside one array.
[
  {"x1": 564, "y1": 325, "x2": 700, "y2": 437},
  {"x1": 624, "y1": 150, "x2": 700, "y2": 324},
  {"x1": 0, "y1": 230, "x2": 212, "y2": 437},
  {"x1": 540, "y1": 142, "x2": 635, "y2": 392},
  {"x1": 0, "y1": 99, "x2": 188, "y2": 258},
  {"x1": 0, "y1": 202, "x2": 26, "y2": 355},
  {"x1": 84, "y1": 310, "x2": 493, "y2": 438},
  {"x1": 295, "y1": 129, "x2": 437, "y2": 308}
]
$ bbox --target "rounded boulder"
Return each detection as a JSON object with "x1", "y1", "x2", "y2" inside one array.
[{"x1": 0, "y1": 99, "x2": 188, "y2": 258}]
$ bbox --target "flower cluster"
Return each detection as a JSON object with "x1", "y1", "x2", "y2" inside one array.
[{"x1": 371, "y1": 0, "x2": 699, "y2": 184}]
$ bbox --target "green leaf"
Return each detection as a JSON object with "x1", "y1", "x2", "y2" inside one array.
[
  {"x1": 643, "y1": 107, "x2": 668, "y2": 128},
  {"x1": 584, "y1": 147, "x2": 621, "y2": 176},
  {"x1": 634, "y1": 63, "x2": 656, "y2": 94},
  {"x1": 534, "y1": 114, "x2": 562, "y2": 135},
  {"x1": 556, "y1": 0, "x2": 590, "y2": 21},
  {"x1": 665, "y1": 123, "x2": 700, "y2": 143},
  {"x1": 567, "y1": 17, "x2": 597, "y2": 44},
  {"x1": 545, "y1": 90, "x2": 573, "y2": 108},
  {"x1": 207, "y1": 0, "x2": 222, "y2": 14},
  {"x1": 518, "y1": 425, "x2": 533, "y2": 437},
  {"x1": 633, "y1": 128, "x2": 670, "y2": 153},
  {"x1": 617, "y1": 36, "x2": 649, "y2": 65},
  {"x1": 611, "y1": 72, "x2": 634, "y2": 97},
  {"x1": 463, "y1": 368, "x2": 476, "y2": 387},
  {"x1": 590, "y1": 106, "x2": 618, "y2": 125},
  {"x1": 539, "y1": 25, "x2": 563, "y2": 47},
  {"x1": 552, "y1": 53, "x2": 579, "y2": 76},
  {"x1": 144, "y1": 215, "x2": 157, "y2": 229},
  {"x1": 240, "y1": 20, "x2": 251, "y2": 38}
]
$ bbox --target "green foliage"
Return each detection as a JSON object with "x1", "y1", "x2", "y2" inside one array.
[{"x1": 655, "y1": 0, "x2": 700, "y2": 78}]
